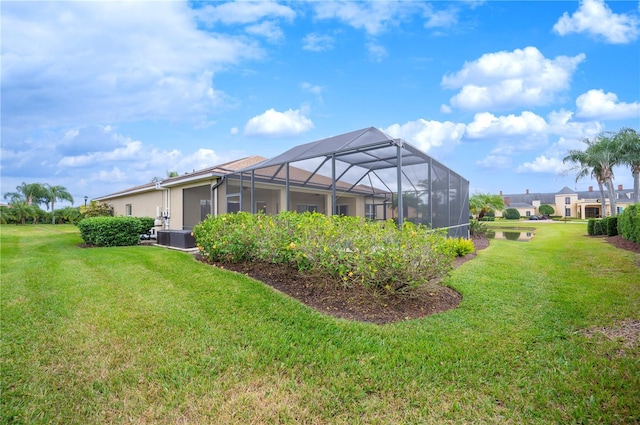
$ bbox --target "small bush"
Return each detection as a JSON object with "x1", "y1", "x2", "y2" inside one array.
[
  {"x1": 593, "y1": 219, "x2": 606, "y2": 236},
  {"x1": 587, "y1": 219, "x2": 596, "y2": 236},
  {"x1": 445, "y1": 237, "x2": 475, "y2": 257},
  {"x1": 469, "y1": 219, "x2": 487, "y2": 237},
  {"x1": 77, "y1": 216, "x2": 152, "y2": 247},
  {"x1": 618, "y1": 204, "x2": 640, "y2": 243},
  {"x1": 504, "y1": 208, "x2": 521, "y2": 220}
]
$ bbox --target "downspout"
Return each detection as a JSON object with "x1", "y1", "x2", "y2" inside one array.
[{"x1": 211, "y1": 176, "x2": 225, "y2": 218}]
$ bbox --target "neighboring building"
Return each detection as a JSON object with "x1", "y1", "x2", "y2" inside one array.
[
  {"x1": 497, "y1": 185, "x2": 636, "y2": 219},
  {"x1": 94, "y1": 127, "x2": 470, "y2": 237}
]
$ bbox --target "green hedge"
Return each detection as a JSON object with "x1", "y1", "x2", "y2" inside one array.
[
  {"x1": 77, "y1": 216, "x2": 154, "y2": 247},
  {"x1": 618, "y1": 204, "x2": 640, "y2": 244},
  {"x1": 588, "y1": 216, "x2": 623, "y2": 237}
]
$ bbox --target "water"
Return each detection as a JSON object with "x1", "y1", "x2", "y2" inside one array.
[{"x1": 486, "y1": 229, "x2": 535, "y2": 241}]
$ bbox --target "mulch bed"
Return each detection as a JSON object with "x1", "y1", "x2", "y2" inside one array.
[
  {"x1": 605, "y1": 234, "x2": 640, "y2": 254},
  {"x1": 198, "y1": 237, "x2": 490, "y2": 324}
]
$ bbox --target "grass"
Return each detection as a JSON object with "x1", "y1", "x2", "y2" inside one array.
[{"x1": 1, "y1": 223, "x2": 639, "y2": 424}]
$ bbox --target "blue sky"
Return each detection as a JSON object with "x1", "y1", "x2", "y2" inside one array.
[{"x1": 2, "y1": 0, "x2": 639, "y2": 208}]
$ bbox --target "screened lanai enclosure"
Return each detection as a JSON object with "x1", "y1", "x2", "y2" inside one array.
[{"x1": 225, "y1": 127, "x2": 470, "y2": 238}]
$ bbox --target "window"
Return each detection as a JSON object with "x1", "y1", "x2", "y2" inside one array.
[
  {"x1": 336, "y1": 204, "x2": 348, "y2": 216},
  {"x1": 200, "y1": 199, "x2": 210, "y2": 221},
  {"x1": 296, "y1": 204, "x2": 317, "y2": 213},
  {"x1": 125, "y1": 204, "x2": 132, "y2": 216},
  {"x1": 526, "y1": 211, "x2": 531, "y2": 217},
  {"x1": 365, "y1": 204, "x2": 376, "y2": 220},
  {"x1": 565, "y1": 197, "x2": 571, "y2": 205},
  {"x1": 256, "y1": 201, "x2": 267, "y2": 214},
  {"x1": 226, "y1": 194, "x2": 240, "y2": 213},
  {"x1": 565, "y1": 207, "x2": 571, "y2": 217}
]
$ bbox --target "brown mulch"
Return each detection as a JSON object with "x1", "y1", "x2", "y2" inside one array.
[
  {"x1": 605, "y1": 235, "x2": 640, "y2": 254},
  {"x1": 197, "y1": 237, "x2": 490, "y2": 324}
]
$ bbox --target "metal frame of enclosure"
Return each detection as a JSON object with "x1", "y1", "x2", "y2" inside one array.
[{"x1": 226, "y1": 127, "x2": 470, "y2": 237}]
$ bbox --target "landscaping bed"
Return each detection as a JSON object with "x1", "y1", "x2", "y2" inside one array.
[{"x1": 199, "y1": 236, "x2": 490, "y2": 324}]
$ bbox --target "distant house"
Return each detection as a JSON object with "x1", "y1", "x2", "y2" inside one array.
[
  {"x1": 94, "y1": 127, "x2": 470, "y2": 237},
  {"x1": 497, "y1": 185, "x2": 636, "y2": 219}
]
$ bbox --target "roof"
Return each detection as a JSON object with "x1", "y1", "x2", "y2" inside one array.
[
  {"x1": 502, "y1": 186, "x2": 636, "y2": 206},
  {"x1": 95, "y1": 156, "x2": 265, "y2": 200},
  {"x1": 239, "y1": 127, "x2": 442, "y2": 173}
]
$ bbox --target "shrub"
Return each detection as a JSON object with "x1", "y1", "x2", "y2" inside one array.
[
  {"x1": 539, "y1": 204, "x2": 555, "y2": 215},
  {"x1": 136, "y1": 217, "x2": 155, "y2": 235},
  {"x1": 193, "y1": 212, "x2": 457, "y2": 294},
  {"x1": 587, "y1": 218, "x2": 596, "y2": 236},
  {"x1": 618, "y1": 204, "x2": 640, "y2": 243},
  {"x1": 504, "y1": 208, "x2": 521, "y2": 220},
  {"x1": 605, "y1": 216, "x2": 618, "y2": 237},
  {"x1": 82, "y1": 201, "x2": 114, "y2": 218},
  {"x1": 480, "y1": 211, "x2": 495, "y2": 221},
  {"x1": 444, "y1": 237, "x2": 475, "y2": 257},
  {"x1": 593, "y1": 219, "x2": 606, "y2": 236},
  {"x1": 469, "y1": 219, "x2": 487, "y2": 237},
  {"x1": 77, "y1": 216, "x2": 152, "y2": 247}
]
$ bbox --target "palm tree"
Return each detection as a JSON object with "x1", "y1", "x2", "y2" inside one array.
[
  {"x1": 565, "y1": 133, "x2": 620, "y2": 216},
  {"x1": 469, "y1": 192, "x2": 506, "y2": 220},
  {"x1": 563, "y1": 149, "x2": 608, "y2": 217},
  {"x1": 614, "y1": 128, "x2": 640, "y2": 203},
  {"x1": 44, "y1": 184, "x2": 74, "y2": 224},
  {"x1": 8, "y1": 201, "x2": 34, "y2": 225},
  {"x1": 3, "y1": 182, "x2": 47, "y2": 206}
]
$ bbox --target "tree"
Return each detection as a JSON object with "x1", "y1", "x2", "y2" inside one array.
[
  {"x1": 7, "y1": 202, "x2": 35, "y2": 225},
  {"x1": 82, "y1": 200, "x2": 114, "y2": 217},
  {"x1": 563, "y1": 148, "x2": 608, "y2": 218},
  {"x1": 504, "y1": 208, "x2": 521, "y2": 220},
  {"x1": 614, "y1": 127, "x2": 640, "y2": 203},
  {"x1": 469, "y1": 192, "x2": 506, "y2": 220},
  {"x1": 151, "y1": 171, "x2": 179, "y2": 183},
  {"x1": 44, "y1": 184, "x2": 74, "y2": 224},
  {"x1": 539, "y1": 204, "x2": 554, "y2": 216},
  {"x1": 564, "y1": 133, "x2": 620, "y2": 217},
  {"x1": 587, "y1": 135, "x2": 619, "y2": 216},
  {"x1": 3, "y1": 182, "x2": 47, "y2": 206}
]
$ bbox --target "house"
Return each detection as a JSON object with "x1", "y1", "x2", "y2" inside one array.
[
  {"x1": 94, "y1": 127, "x2": 470, "y2": 237},
  {"x1": 497, "y1": 185, "x2": 636, "y2": 219}
]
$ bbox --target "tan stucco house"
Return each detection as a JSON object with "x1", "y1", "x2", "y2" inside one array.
[{"x1": 497, "y1": 185, "x2": 636, "y2": 219}]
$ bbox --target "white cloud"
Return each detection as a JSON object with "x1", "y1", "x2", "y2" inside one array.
[
  {"x1": 195, "y1": 1, "x2": 296, "y2": 26},
  {"x1": 301, "y1": 82, "x2": 323, "y2": 96},
  {"x1": 302, "y1": 33, "x2": 335, "y2": 51},
  {"x1": 442, "y1": 46, "x2": 585, "y2": 111},
  {"x1": 246, "y1": 21, "x2": 285, "y2": 42},
  {"x1": 367, "y1": 42, "x2": 388, "y2": 62},
  {"x1": 553, "y1": 0, "x2": 639, "y2": 44},
  {"x1": 423, "y1": 4, "x2": 459, "y2": 29},
  {"x1": 312, "y1": 1, "x2": 418, "y2": 35},
  {"x1": 1, "y1": 2, "x2": 263, "y2": 131},
  {"x1": 466, "y1": 111, "x2": 549, "y2": 139},
  {"x1": 476, "y1": 155, "x2": 511, "y2": 169},
  {"x1": 244, "y1": 108, "x2": 315, "y2": 137},
  {"x1": 383, "y1": 119, "x2": 466, "y2": 152},
  {"x1": 516, "y1": 156, "x2": 566, "y2": 174},
  {"x1": 575, "y1": 89, "x2": 640, "y2": 120}
]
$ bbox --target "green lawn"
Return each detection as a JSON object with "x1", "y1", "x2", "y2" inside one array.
[{"x1": 1, "y1": 223, "x2": 638, "y2": 424}]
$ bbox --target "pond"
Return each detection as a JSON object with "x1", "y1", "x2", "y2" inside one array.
[{"x1": 486, "y1": 228, "x2": 535, "y2": 241}]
